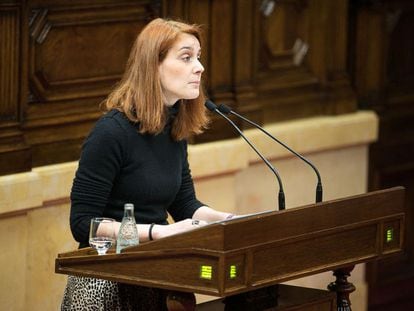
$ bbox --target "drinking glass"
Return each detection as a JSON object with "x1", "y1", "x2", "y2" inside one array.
[{"x1": 89, "y1": 217, "x2": 116, "y2": 255}]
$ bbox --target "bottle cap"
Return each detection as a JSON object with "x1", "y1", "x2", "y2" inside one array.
[{"x1": 124, "y1": 203, "x2": 134, "y2": 210}]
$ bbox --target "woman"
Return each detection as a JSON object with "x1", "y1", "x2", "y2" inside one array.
[{"x1": 61, "y1": 18, "x2": 234, "y2": 310}]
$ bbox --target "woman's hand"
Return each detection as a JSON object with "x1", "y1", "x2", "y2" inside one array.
[
  {"x1": 192, "y1": 206, "x2": 236, "y2": 223},
  {"x1": 151, "y1": 218, "x2": 208, "y2": 240}
]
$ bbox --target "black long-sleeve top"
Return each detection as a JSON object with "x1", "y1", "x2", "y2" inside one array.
[{"x1": 70, "y1": 106, "x2": 204, "y2": 248}]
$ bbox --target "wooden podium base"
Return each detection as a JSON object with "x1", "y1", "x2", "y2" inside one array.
[{"x1": 196, "y1": 284, "x2": 336, "y2": 311}]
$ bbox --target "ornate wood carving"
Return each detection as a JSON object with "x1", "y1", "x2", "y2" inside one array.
[
  {"x1": 24, "y1": 1, "x2": 160, "y2": 167},
  {"x1": 27, "y1": 5, "x2": 149, "y2": 103},
  {"x1": 328, "y1": 266, "x2": 355, "y2": 311},
  {"x1": 250, "y1": 0, "x2": 356, "y2": 125},
  {"x1": 0, "y1": 0, "x2": 358, "y2": 173}
]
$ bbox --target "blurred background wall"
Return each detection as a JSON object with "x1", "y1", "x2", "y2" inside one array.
[{"x1": 0, "y1": 0, "x2": 413, "y2": 310}]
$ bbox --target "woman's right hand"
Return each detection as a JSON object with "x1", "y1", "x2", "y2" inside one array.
[{"x1": 151, "y1": 218, "x2": 208, "y2": 240}]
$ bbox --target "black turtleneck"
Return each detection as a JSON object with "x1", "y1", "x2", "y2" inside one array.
[{"x1": 70, "y1": 106, "x2": 204, "y2": 248}]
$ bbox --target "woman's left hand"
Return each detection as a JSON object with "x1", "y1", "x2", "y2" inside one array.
[{"x1": 150, "y1": 218, "x2": 208, "y2": 240}]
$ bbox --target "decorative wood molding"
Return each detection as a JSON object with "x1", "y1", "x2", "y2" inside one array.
[
  {"x1": 0, "y1": 4, "x2": 31, "y2": 175},
  {"x1": 0, "y1": 0, "x2": 360, "y2": 172},
  {"x1": 20, "y1": 1, "x2": 161, "y2": 167},
  {"x1": 0, "y1": 7, "x2": 20, "y2": 120},
  {"x1": 27, "y1": 4, "x2": 153, "y2": 104}
]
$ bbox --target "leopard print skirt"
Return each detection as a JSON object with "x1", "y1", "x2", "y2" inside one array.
[{"x1": 61, "y1": 276, "x2": 167, "y2": 311}]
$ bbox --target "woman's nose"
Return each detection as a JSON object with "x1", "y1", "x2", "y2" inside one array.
[{"x1": 194, "y1": 59, "x2": 204, "y2": 74}]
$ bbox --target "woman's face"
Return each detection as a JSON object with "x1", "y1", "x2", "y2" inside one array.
[{"x1": 159, "y1": 33, "x2": 204, "y2": 106}]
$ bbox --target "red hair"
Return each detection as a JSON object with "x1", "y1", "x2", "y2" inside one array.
[{"x1": 103, "y1": 18, "x2": 209, "y2": 140}]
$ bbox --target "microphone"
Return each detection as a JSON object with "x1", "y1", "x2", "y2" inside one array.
[
  {"x1": 217, "y1": 103, "x2": 323, "y2": 203},
  {"x1": 205, "y1": 100, "x2": 286, "y2": 210}
]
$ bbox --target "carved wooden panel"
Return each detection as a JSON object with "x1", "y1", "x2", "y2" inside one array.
[
  {"x1": 0, "y1": 0, "x2": 357, "y2": 173},
  {"x1": 28, "y1": 6, "x2": 144, "y2": 104},
  {"x1": 250, "y1": 0, "x2": 356, "y2": 125},
  {"x1": 194, "y1": 0, "x2": 357, "y2": 144},
  {"x1": 23, "y1": 1, "x2": 160, "y2": 167}
]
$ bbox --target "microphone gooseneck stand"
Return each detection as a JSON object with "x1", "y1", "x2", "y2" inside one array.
[
  {"x1": 205, "y1": 100, "x2": 286, "y2": 211},
  {"x1": 217, "y1": 103, "x2": 323, "y2": 203}
]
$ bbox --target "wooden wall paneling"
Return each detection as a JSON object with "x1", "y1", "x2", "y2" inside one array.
[
  {"x1": 323, "y1": 0, "x2": 356, "y2": 114},
  {"x1": 233, "y1": 0, "x2": 259, "y2": 124},
  {"x1": 161, "y1": 0, "x2": 185, "y2": 19},
  {"x1": 201, "y1": 0, "x2": 241, "y2": 142},
  {"x1": 0, "y1": 1, "x2": 31, "y2": 175},
  {"x1": 387, "y1": 2, "x2": 414, "y2": 115},
  {"x1": 254, "y1": 0, "x2": 319, "y2": 123},
  {"x1": 305, "y1": 0, "x2": 356, "y2": 115},
  {"x1": 23, "y1": 1, "x2": 160, "y2": 167},
  {"x1": 354, "y1": 5, "x2": 388, "y2": 110},
  {"x1": 208, "y1": 0, "x2": 234, "y2": 103},
  {"x1": 306, "y1": 0, "x2": 328, "y2": 84},
  {"x1": 351, "y1": 0, "x2": 414, "y2": 310},
  {"x1": 0, "y1": 0, "x2": 362, "y2": 174},
  {"x1": 253, "y1": 0, "x2": 356, "y2": 125}
]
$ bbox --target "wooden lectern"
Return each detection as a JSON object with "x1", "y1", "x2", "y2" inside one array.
[{"x1": 56, "y1": 187, "x2": 405, "y2": 310}]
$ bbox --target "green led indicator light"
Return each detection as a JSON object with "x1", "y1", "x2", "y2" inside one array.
[
  {"x1": 386, "y1": 229, "x2": 394, "y2": 243},
  {"x1": 200, "y1": 265, "x2": 212, "y2": 280},
  {"x1": 229, "y1": 265, "x2": 237, "y2": 279}
]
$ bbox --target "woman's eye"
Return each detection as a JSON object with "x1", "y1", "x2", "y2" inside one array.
[{"x1": 181, "y1": 53, "x2": 201, "y2": 62}]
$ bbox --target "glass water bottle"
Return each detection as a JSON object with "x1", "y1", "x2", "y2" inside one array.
[{"x1": 116, "y1": 203, "x2": 139, "y2": 254}]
